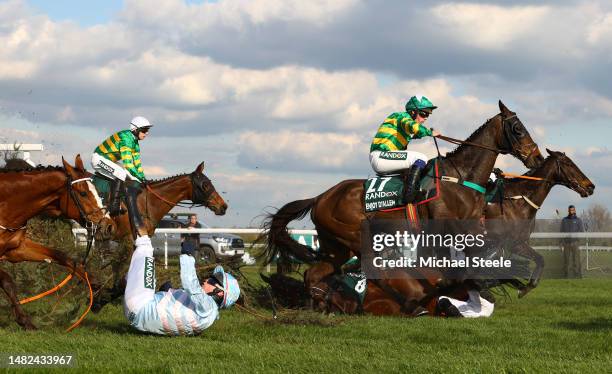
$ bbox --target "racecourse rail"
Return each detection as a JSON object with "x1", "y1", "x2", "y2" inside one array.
[{"x1": 72, "y1": 228, "x2": 612, "y2": 267}]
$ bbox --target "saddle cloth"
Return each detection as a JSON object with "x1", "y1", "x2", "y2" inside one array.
[{"x1": 364, "y1": 159, "x2": 440, "y2": 213}]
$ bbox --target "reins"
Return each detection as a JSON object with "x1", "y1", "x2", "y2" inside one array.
[{"x1": 435, "y1": 134, "x2": 503, "y2": 153}]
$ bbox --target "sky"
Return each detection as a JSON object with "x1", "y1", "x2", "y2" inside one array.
[{"x1": 1, "y1": 0, "x2": 611, "y2": 227}]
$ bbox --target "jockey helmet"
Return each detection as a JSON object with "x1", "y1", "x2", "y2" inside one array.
[
  {"x1": 130, "y1": 116, "x2": 153, "y2": 132},
  {"x1": 405, "y1": 96, "x2": 437, "y2": 113},
  {"x1": 211, "y1": 265, "x2": 240, "y2": 309}
]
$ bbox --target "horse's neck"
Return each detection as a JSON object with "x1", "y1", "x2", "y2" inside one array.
[
  {"x1": 0, "y1": 172, "x2": 66, "y2": 225},
  {"x1": 142, "y1": 176, "x2": 191, "y2": 224},
  {"x1": 443, "y1": 119, "x2": 501, "y2": 186},
  {"x1": 508, "y1": 159, "x2": 557, "y2": 209},
  {"x1": 525, "y1": 159, "x2": 558, "y2": 206}
]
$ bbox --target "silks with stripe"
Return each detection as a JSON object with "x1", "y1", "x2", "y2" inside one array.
[{"x1": 94, "y1": 129, "x2": 145, "y2": 181}]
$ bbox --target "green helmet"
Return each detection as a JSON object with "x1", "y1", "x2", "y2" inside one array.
[{"x1": 405, "y1": 96, "x2": 437, "y2": 112}]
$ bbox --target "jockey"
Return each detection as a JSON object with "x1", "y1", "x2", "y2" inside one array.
[
  {"x1": 123, "y1": 237, "x2": 240, "y2": 336},
  {"x1": 91, "y1": 116, "x2": 151, "y2": 233},
  {"x1": 370, "y1": 96, "x2": 440, "y2": 203}
]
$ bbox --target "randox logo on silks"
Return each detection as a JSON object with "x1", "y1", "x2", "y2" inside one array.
[
  {"x1": 144, "y1": 257, "x2": 155, "y2": 289},
  {"x1": 97, "y1": 161, "x2": 114, "y2": 174},
  {"x1": 379, "y1": 151, "x2": 408, "y2": 160}
]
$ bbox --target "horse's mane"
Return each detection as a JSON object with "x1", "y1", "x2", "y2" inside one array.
[
  {"x1": 146, "y1": 173, "x2": 190, "y2": 184},
  {"x1": 0, "y1": 164, "x2": 63, "y2": 174},
  {"x1": 444, "y1": 114, "x2": 500, "y2": 158}
]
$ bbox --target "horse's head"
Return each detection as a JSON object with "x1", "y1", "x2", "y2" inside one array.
[
  {"x1": 61, "y1": 155, "x2": 116, "y2": 240},
  {"x1": 546, "y1": 148, "x2": 595, "y2": 198},
  {"x1": 497, "y1": 100, "x2": 545, "y2": 169},
  {"x1": 309, "y1": 279, "x2": 359, "y2": 315},
  {"x1": 190, "y1": 162, "x2": 227, "y2": 215}
]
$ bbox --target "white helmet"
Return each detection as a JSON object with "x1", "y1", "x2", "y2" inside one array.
[{"x1": 130, "y1": 116, "x2": 153, "y2": 131}]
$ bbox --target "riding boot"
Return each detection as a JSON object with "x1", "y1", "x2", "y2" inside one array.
[
  {"x1": 125, "y1": 181, "x2": 147, "y2": 238},
  {"x1": 107, "y1": 179, "x2": 124, "y2": 216},
  {"x1": 403, "y1": 159, "x2": 426, "y2": 204}
]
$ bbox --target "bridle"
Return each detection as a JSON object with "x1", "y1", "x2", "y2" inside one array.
[
  {"x1": 145, "y1": 172, "x2": 217, "y2": 208},
  {"x1": 498, "y1": 114, "x2": 539, "y2": 163},
  {"x1": 65, "y1": 176, "x2": 105, "y2": 230},
  {"x1": 551, "y1": 155, "x2": 587, "y2": 194}
]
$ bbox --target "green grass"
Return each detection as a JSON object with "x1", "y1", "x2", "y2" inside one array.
[{"x1": 0, "y1": 278, "x2": 611, "y2": 373}]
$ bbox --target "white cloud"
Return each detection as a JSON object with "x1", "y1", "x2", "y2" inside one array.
[
  {"x1": 238, "y1": 130, "x2": 367, "y2": 172},
  {"x1": 0, "y1": 0, "x2": 611, "y2": 224},
  {"x1": 431, "y1": 3, "x2": 550, "y2": 50}
]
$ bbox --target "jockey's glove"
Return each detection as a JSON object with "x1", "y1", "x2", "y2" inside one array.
[{"x1": 181, "y1": 241, "x2": 197, "y2": 257}]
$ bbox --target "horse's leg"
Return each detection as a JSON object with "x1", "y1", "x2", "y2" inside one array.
[
  {"x1": 515, "y1": 242, "x2": 545, "y2": 298},
  {"x1": 3, "y1": 239, "x2": 89, "y2": 281},
  {"x1": 0, "y1": 268, "x2": 36, "y2": 329}
]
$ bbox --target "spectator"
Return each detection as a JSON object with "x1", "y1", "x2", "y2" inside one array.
[
  {"x1": 560, "y1": 205, "x2": 584, "y2": 278},
  {"x1": 181, "y1": 214, "x2": 201, "y2": 249}
]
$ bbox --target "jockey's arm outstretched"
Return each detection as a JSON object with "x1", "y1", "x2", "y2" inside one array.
[{"x1": 123, "y1": 238, "x2": 240, "y2": 336}]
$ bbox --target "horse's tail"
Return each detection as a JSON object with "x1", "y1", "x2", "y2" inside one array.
[{"x1": 259, "y1": 198, "x2": 319, "y2": 265}]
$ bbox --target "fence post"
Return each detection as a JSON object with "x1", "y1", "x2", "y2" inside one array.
[{"x1": 164, "y1": 233, "x2": 168, "y2": 269}]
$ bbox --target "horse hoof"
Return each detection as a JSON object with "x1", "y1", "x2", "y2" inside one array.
[{"x1": 518, "y1": 288, "x2": 530, "y2": 298}]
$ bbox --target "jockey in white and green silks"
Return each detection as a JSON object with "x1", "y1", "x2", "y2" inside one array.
[
  {"x1": 370, "y1": 96, "x2": 440, "y2": 203},
  {"x1": 91, "y1": 116, "x2": 152, "y2": 234}
]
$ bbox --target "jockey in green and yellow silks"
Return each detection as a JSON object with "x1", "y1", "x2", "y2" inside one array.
[
  {"x1": 91, "y1": 117, "x2": 152, "y2": 234},
  {"x1": 370, "y1": 96, "x2": 440, "y2": 203}
]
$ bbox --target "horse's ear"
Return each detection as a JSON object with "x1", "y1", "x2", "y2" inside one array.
[
  {"x1": 74, "y1": 154, "x2": 85, "y2": 172},
  {"x1": 62, "y1": 157, "x2": 75, "y2": 175},
  {"x1": 498, "y1": 100, "x2": 512, "y2": 115},
  {"x1": 195, "y1": 162, "x2": 205, "y2": 174},
  {"x1": 546, "y1": 148, "x2": 559, "y2": 157}
]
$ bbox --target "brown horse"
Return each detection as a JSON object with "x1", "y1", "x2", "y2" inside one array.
[
  {"x1": 0, "y1": 155, "x2": 116, "y2": 329},
  {"x1": 484, "y1": 149, "x2": 594, "y2": 297},
  {"x1": 90, "y1": 162, "x2": 227, "y2": 311},
  {"x1": 262, "y1": 101, "x2": 544, "y2": 291},
  {"x1": 309, "y1": 274, "x2": 456, "y2": 317},
  {"x1": 306, "y1": 149, "x2": 595, "y2": 316},
  {"x1": 264, "y1": 269, "x2": 464, "y2": 317}
]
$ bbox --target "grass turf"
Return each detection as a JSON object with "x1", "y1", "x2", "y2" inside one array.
[{"x1": 0, "y1": 278, "x2": 610, "y2": 373}]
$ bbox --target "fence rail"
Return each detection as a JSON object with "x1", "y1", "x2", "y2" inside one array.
[{"x1": 72, "y1": 228, "x2": 612, "y2": 238}]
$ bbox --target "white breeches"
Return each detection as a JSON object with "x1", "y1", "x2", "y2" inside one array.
[
  {"x1": 123, "y1": 235, "x2": 156, "y2": 317},
  {"x1": 91, "y1": 153, "x2": 138, "y2": 182},
  {"x1": 369, "y1": 151, "x2": 427, "y2": 174},
  {"x1": 439, "y1": 290, "x2": 495, "y2": 318}
]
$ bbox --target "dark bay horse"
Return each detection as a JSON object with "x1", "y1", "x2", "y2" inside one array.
[
  {"x1": 484, "y1": 149, "x2": 594, "y2": 297},
  {"x1": 0, "y1": 155, "x2": 116, "y2": 329},
  {"x1": 305, "y1": 149, "x2": 595, "y2": 316},
  {"x1": 262, "y1": 101, "x2": 545, "y2": 290},
  {"x1": 91, "y1": 162, "x2": 227, "y2": 311}
]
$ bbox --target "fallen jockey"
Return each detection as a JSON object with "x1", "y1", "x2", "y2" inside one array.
[
  {"x1": 370, "y1": 95, "x2": 440, "y2": 203},
  {"x1": 123, "y1": 236, "x2": 240, "y2": 336}
]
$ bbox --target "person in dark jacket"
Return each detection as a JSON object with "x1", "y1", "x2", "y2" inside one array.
[
  {"x1": 181, "y1": 213, "x2": 202, "y2": 248},
  {"x1": 560, "y1": 205, "x2": 584, "y2": 278}
]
